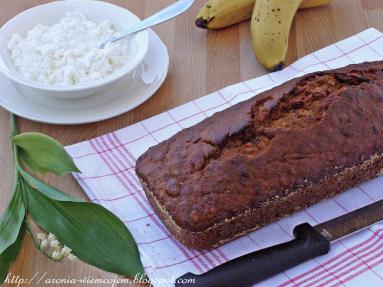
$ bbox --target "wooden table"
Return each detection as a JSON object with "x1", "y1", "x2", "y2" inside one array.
[{"x1": 1, "y1": 0, "x2": 382, "y2": 285}]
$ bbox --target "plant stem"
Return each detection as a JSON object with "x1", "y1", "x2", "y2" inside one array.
[
  {"x1": 10, "y1": 113, "x2": 18, "y2": 138},
  {"x1": 9, "y1": 114, "x2": 53, "y2": 261},
  {"x1": 10, "y1": 114, "x2": 21, "y2": 170},
  {"x1": 11, "y1": 114, "x2": 19, "y2": 177},
  {"x1": 10, "y1": 114, "x2": 26, "y2": 203}
]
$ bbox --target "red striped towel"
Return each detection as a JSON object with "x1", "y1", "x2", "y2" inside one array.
[{"x1": 66, "y1": 28, "x2": 383, "y2": 287}]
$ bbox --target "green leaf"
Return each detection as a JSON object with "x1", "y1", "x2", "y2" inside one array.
[
  {"x1": 24, "y1": 181, "x2": 145, "y2": 278},
  {"x1": 12, "y1": 132, "x2": 80, "y2": 176},
  {"x1": 19, "y1": 168, "x2": 83, "y2": 202},
  {"x1": 0, "y1": 223, "x2": 25, "y2": 284},
  {"x1": 0, "y1": 185, "x2": 25, "y2": 254},
  {"x1": 19, "y1": 149, "x2": 51, "y2": 175}
]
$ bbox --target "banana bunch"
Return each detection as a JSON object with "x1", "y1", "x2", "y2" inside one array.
[{"x1": 196, "y1": 0, "x2": 331, "y2": 71}]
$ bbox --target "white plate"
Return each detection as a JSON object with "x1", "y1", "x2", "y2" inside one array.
[{"x1": 0, "y1": 30, "x2": 169, "y2": 124}]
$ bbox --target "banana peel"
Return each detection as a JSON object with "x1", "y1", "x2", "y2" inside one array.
[
  {"x1": 251, "y1": 0, "x2": 304, "y2": 71},
  {"x1": 196, "y1": 0, "x2": 331, "y2": 29},
  {"x1": 196, "y1": 0, "x2": 255, "y2": 29}
]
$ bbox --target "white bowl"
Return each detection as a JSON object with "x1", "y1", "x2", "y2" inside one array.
[{"x1": 0, "y1": 0, "x2": 149, "y2": 99}]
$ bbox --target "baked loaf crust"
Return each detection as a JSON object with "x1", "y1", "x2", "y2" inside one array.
[{"x1": 136, "y1": 62, "x2": 383, "y2": 250}]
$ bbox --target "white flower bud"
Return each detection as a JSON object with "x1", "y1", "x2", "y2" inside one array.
[
  {"x1": 61, "y1": 246, "x2": 72, "y2": 257},
  {"x1": 52, "y1": 251, "x2": 62, "y2": 260},
  {"x1": 40, "y1": 239, "x2": 49, "y2": 250},
  {"x1": 68, "y1": 254, "x2": 77, "y2": 261},
  {"x1": 47, "y1": 233, "x2": 56, "y2": 241},
  {"x1": 37, "y1": 233, "x2": 47, "y2": 241},
  {"x1": 50, "y1": 239, "x2": 60, "y2": 249}
]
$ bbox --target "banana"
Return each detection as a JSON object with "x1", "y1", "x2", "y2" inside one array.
[
  {"x1": 196, "y1": 0, "x2": 331, "y2": 29},
  {"x1": 251, "y1": 0, "x2": 303, "y2": 71},
  {"x1": 195, "y1": 0, "x2": 255, "y2": 29}
]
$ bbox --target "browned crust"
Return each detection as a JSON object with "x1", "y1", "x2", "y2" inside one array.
[
  {"x1": 140, "y1": 154, "x2": 383, "y2": 250},
  {"x1": 136, "y1": 61, "x2": 383, "y2": 250}
]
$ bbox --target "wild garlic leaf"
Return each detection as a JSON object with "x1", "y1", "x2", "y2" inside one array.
[
  {"x1": 12, "y1": 132, "x2": 80, "y2": 176},
  {"x1": 18, "y1": 149, "x2": 51, "y2": 174},
  {"x1": 0, "y1": 223, "x2": 25, "y2": 284},
  {"x1": 0, "y1": 185, "x2": 25, "y2": 254},
  {"x1": 25, "y1": 181, "x2": 145, "y2": 277},
  {"x1": 19, "y1": 168, "x2": 83, "y2": 202}
]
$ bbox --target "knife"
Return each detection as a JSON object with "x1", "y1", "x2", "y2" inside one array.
[{"x1": 175, "y1": 200, "x2": 383, "y2": 287}]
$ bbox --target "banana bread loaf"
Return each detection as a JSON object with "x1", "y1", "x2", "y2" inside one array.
[{"x1": 135, "y1": 61, "x2": 383, "y2": 250}]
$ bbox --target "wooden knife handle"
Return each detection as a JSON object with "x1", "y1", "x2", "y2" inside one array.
[{"x1": 175, "y1": 223, "x2": 330, "y2": 287}]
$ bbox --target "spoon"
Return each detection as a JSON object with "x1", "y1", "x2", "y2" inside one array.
[{"x1": 100, "y1": 0, "x2": 195, "y2": 48}]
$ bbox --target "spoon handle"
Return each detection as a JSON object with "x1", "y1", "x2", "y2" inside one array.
[{"x1": 104, "y1": 0, "x2": 195, "y2": 46}]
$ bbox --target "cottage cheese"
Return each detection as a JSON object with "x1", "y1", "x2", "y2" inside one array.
[{"x1": 7, "y1": 12, "x2": 131, "y2": 86}]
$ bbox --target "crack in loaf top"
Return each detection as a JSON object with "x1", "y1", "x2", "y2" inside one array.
[{"x1": 136, "y1": 61, "x2": 383, "y2": 232}]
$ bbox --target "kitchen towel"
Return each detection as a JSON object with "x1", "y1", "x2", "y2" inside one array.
[{"x1": 66, "y1": 28, "x2": 383, "y2": 287}]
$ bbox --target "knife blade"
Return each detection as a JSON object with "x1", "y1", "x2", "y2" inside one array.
[{"x1": 175, "y1": 200, "x2": 383, "y2": 287}]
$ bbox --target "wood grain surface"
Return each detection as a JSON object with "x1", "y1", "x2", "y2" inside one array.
[{"x1": 1, "y1": 0, "x2": 383, "y2": 286}]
